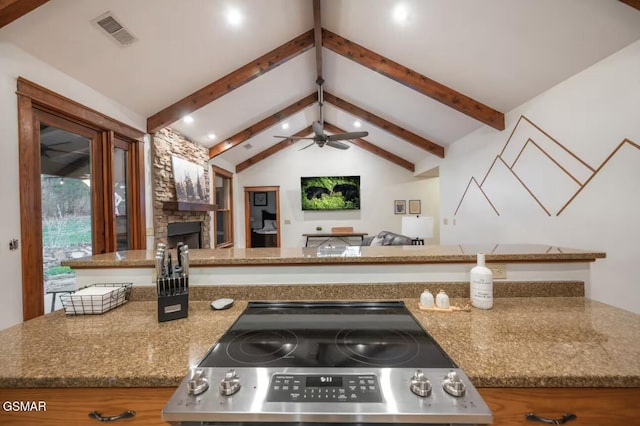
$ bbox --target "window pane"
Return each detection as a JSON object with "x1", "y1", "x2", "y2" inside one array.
[
  {"x1": 40, "y1": 124, "x2": 92, "y2": 312},
  {"x1": 215, "y1": 211, "x2": 230, "y2": 245},
  {"x1": 114, "y1": 147, "x2": 130, "y2": 250},
  {"x1": 215, "y1": 175, "x2": 230, "y2": 209}
]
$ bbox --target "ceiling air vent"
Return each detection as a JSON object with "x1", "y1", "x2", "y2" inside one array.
[{"x1": 92, "y1": 12, "x2": 137, "y2": 47}]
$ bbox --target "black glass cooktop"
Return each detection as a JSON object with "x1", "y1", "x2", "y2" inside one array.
[{"x1": 199, "y1": 301, "x2": 456, "y2": 369}]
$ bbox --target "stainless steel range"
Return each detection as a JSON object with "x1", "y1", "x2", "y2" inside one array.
[{"x1": 163, "y1": 301, "x2": 493, "y2": 425}]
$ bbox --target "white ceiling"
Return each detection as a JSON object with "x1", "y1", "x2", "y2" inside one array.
[{"x1": 2, "y1": 0, "x2": 640, "y2": 171}]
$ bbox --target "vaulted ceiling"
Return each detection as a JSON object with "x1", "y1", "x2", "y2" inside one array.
[{"x1": 2, "y1": 0, "x2": 640, "y2": 173}]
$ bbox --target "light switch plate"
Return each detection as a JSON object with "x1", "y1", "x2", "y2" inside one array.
[{"x1": 488, "y1": 263, "x2": 507, "y2": 279}]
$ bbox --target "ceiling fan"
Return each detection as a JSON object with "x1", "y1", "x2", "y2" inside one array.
[{"x1": 273, "y1": 0, "x2": 368, "y2": 150}]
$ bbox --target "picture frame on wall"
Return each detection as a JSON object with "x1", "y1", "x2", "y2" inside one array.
[
  {"x1": 394, "y1": 200, "x2": 406, "y2": 214},
  {"x1": 254, "y1": 192, "x2": 268, "y2": 206},
  {"x1": 171, "y1": 155, "x2": 209, "y2": 203},
  {"x1": 409, "y1": 200, "x2": 421, "y2": 215}
]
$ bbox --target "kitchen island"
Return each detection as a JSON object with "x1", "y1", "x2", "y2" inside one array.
[{"x1": 0, "y1": 291, "x2": 638, "y2": 425}]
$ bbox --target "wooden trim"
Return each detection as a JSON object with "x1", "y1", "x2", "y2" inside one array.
[
  {"x1": 558, "y1": 139, "x2": 639, "y2": 215},
  {"x1": 499, "y1": 156, "x2": 551, "y2": 216},
  {"x1": 619, "y1": 0, "x2": 640, "y2": 11},
  {"x1": 454, "y1": 176, "x2": 500, "y2": 216},
  {"x1": 212, "y1": 166, "x2": 234, "y2": 247},
  {"x1": 148, "y1": 30, "x2": 315, "y2": 133},
  {"x1": 0, "y1": 0, "x2": 48, "y2": 29},
  {"x1": 322, "y1": 29, "x2": 505, "y2": 130},
  {"x1": 313, "y1": 0, "x2": 323, "y2": 81},
  {"x1": 18, "y1": 82, "x2": 147, "y2": 321},
  {"x1": 102, "y1": 131, "x2": 115, "y2": 252},
  {"x1": 323, "y1": 92, "x2": 445, "y2": 157},
  {"x1": 209, "y1": 93, "x2": 317, "y2": 158},
  {"x1": 212, "y1": 165, "x2": 233, "y2": 178},
  {"x1": 18, "y1": 94, "x2": 44, "y2": 321},
  {"x1": 235, "y1": 126, "x2": 313, "y2": 173},
  {"x1": 133, "y1": 141, "x2": 147, "y2": 248},
  {"x1": 323, "y1": 122, "x2": 415, "y2": 172},
  {"x1": 244, "y1": 185, "x2": 281, "y2": 192},
  {"x1": 16, "y1": 78, "x2": 144, "y2": 140},
  {"x1": 244, "y1": 186, "x2": 281, "y2": 248}
]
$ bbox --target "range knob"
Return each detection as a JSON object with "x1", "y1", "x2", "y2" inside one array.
[
  {"x1": 187, "y1": 369, "x2": 210, "y2": 396},
  {"x1": 219, "y1": 369, "x2": 241, "y2": 396},
  {"x1": 410, "y1": 370, "x2": 432, "y2": 397},
  {"x1": 442, "y1": 370, "x2": 466, "y2": 397}
]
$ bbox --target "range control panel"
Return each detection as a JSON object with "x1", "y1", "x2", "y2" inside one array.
[{"x1": 266, "y1": 374, "x2": 382, "y2": 403}]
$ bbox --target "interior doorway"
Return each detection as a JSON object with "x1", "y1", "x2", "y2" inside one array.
[{"x1": 244, "y1": 186, "x2": 280, "y2": 248}]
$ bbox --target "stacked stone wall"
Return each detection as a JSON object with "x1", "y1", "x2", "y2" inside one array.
[{"x1": 152, "y1": 128, "x2": 211, "y2": 248}]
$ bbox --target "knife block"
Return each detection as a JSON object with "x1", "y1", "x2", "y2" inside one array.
[{"x1": 157, "y1": 276, "x2": 189, "y2": 323}]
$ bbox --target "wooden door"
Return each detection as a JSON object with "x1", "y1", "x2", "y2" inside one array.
[{"x1": 244, "y1": 186, "x2": 280, "y2": 248}]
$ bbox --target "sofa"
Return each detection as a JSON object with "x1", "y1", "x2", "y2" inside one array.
[{"x1": 361, "y1": 230, "x2": 413, "y2": 246}]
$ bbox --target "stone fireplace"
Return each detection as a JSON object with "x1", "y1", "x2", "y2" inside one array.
[{"x1": 152, "y1": 128, "x2": 212, "y2": 249}]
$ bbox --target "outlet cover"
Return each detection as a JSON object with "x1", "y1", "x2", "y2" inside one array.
[{"x1": 488, "y1": 263, "x2": 507, "y2": 279}]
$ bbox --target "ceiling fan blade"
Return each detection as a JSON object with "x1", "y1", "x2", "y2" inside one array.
[
  {"x1": 327, "y1": 131, "x2": 368, "y2": 141},
  {"x1": 298, "y1": 141, "x2": 317, "y2": 151},
  {"x1": 274, "y1": 135, "x2": 316, "y2": 140},
  {"x1": 326, "y1": 140, "x2": 350, "y2": 150}
]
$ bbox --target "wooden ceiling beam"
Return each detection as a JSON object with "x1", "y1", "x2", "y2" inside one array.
[
  {"x1": 236, "y1": 126, "x2": 313, "y2": 173},
  {"x1": 322, "y1": 29, "x2": 505, "y2": 131},
  {"x1": 209, "y1": 93, "x2": 317, "y2": 158},
  {"x1": 147, "y1": 30, "x2": 315, "y2": 133},
  {"x1": 619, "y1": 0, "x2": 640, "y2": 11},
  {"x1": 323, "y1": 123, "x2": 415, "y2": 172},
  {"x1": 313, "y1": 0, "x2": 323, "y2": 82},
  {"x1": 0, "y1": 0, "x2": 48, "y2": 29},
  {"x1": 323, "y1": 92, "x2": 445, "y2": 158}
]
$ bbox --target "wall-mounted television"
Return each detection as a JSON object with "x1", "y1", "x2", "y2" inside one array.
[{"x1": 301, "y1": 176, "x2": 360, "y2": 211}]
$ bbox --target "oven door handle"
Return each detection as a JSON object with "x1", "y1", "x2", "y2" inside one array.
[
  {"x1": 88, "y1": 410, "x2": 136, "y2": 422},
  {"x1": 525, "y1": 412, "x2": 577, "y2": 424}
]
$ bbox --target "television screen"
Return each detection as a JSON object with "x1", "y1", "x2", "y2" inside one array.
[{"x1": 301, "y1": 176, "x2": 360, "y2": 210}]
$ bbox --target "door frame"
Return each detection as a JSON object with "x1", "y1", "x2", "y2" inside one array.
[
  {"x1": 244, "y1": 186, "x2": 280, "y2": 248},
  {"x1": 17, "y1": 78, "x2": 146, "y2": 321}
]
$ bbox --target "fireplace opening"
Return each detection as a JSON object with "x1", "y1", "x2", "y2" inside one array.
[{"x1": 167, "y1": 221, "x2": 201, "y2": 249}]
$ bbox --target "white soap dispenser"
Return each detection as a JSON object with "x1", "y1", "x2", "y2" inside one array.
[{"x1": 470, "y1": 253, "x2": 493, "y2": 309}]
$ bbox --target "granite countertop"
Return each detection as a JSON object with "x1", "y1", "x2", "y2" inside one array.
[
  {"x1": 0, "y1": 297, "x2": 637, "y2": 388},
  {"x1": 62, "y1": 244, "x2": 606, "y2": 269}
]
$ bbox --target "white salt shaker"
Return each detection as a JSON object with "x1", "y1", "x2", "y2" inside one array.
[
  {"x1": 435, "y1": 290, "x2": 450, "y2": 309},
  {"x1": 420, "y1": 290, "x2": 434, "y2": 308}
]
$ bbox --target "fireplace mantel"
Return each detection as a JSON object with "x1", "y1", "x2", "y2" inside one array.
[{"x1": 162, "y1": 201, "x2": 217, "y2": 212}]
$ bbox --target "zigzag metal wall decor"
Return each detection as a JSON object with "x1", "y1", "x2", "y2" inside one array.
[{"x1": 454, "y1": 115, "x2": 639, "y2": 216}]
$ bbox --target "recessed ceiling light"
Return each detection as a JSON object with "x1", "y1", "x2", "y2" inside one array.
[
  {"x1": 226, "y1": 8, "x2": 243, "y2": 26},
  {"x1": 353, "y1": 120, "x2": 362, "y2": 128},
  {"x1": 393, "y1": 3, "x2": 409, "y2": 23},
  {"x1": 208, "y1": 133, "x2": 216, "y2": 140},
  {"x1": 281, "y1": 122, "x2": 289, "y2": 130},
  {"x1": 183, "y1": 115, "x2": 194, "y2": 124}
]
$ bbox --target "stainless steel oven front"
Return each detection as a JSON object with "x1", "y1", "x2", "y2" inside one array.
[{"x1": 162, "y1": 301, "x2": 492, "y2": 425}]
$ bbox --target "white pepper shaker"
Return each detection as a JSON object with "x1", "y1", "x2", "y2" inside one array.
[
  {"x1": 420, "y1": 290, "x2": 434, "y2": 308},
  {"x1": 435, "y1": 290, "x2": 450, "y2": 309}
]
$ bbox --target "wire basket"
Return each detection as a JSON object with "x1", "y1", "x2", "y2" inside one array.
[{"x1": 60, "y1": 283, "x2": 132, "y2": 315}]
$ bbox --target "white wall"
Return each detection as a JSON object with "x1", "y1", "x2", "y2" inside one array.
[
  {"x1": 0, "y1": 42, "x2": 146, "y2": 330},
  {"x1": 440, "y1": 40, "x2": 640, "y2": 313},
  {"x1": 235, "y1": 142, "x2": 439, "y2": 247}
]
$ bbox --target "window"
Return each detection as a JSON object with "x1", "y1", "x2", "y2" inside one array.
[
  {"x1": 17, "y1": 77, "x2": 146, "y2": 320},
  {"x1": 213, "y1": 166, "x2": 233, "y2": 247}
]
